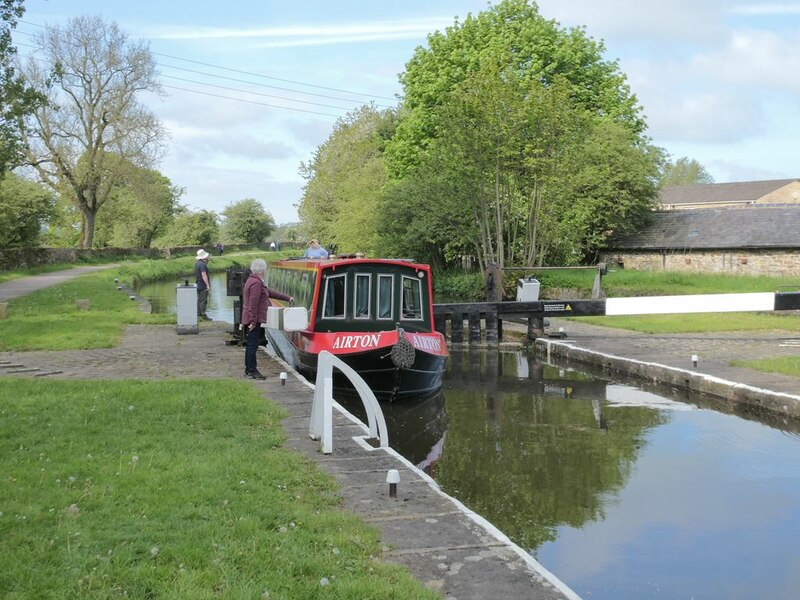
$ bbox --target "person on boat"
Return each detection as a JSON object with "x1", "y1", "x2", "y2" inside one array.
[
  {"x1": 303, "y1": 238, "x2": 329, "y2": 259},
  {"x1": 242, "y1": 258, "x2": 293, "y2": 380},
  {"x1": 195, "y1": 249, "x2": 211, "y2": 321}
]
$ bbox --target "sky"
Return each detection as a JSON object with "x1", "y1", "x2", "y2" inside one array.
[{"x1": 11, "y1": 0, "x2": 800, "y2": 225}]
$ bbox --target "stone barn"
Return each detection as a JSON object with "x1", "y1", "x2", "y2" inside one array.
[{"x1": 600, "y1": 179, "x2": 800, "y2": 277}]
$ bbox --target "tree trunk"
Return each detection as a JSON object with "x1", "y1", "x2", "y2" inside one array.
[{"x1": 80, "y1": 207, "x2": 96, "y2": 248}]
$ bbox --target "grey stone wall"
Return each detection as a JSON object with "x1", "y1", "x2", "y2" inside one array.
[{"x1": 600, "y1": 249, "x2": 800, "y2": 277}]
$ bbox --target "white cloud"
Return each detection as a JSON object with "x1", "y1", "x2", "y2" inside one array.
[
  {"x1": 536, "y1": 0, "x2": 727, "y2": 45},
  {"x1": 729, "y1": 3, "x2": 800, "y2": 15},
  {"x1": 147, "y1": 18, "x2": 451, "y2": 44}
]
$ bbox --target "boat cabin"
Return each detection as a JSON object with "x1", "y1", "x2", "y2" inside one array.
[{"x1": 266, "y1": 258, "x2": 434, "y2": 334}]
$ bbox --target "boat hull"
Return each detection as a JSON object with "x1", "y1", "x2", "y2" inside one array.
[{"x1": 265, "y1": 327, "x2": 446, "y2": 400}]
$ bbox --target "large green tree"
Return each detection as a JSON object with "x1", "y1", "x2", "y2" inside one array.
[
  {"x1": 0, "y1": 172, "x2": 55, "y2": 247},
  {"x1": 1, "y1": 0, "x2": 41, "y2": 174},
  {"x1": 93, "y1": 167, "x2": 184, "y2": 248},
  {"x1": 154, "y1": 209, "x2": 219, "y2": 248},
  {"x1": 387, "y1": 0, "x2": 644, "y2": 178},
  {"x1": 17, "y1": 15, "x2": 165, "y2": 248},
  {"x1": 298, "y1": 104, "x2": 395, "y2": 255},
  {"x1": 220, "y1": 198, "x2": 275, "y2": 244}
]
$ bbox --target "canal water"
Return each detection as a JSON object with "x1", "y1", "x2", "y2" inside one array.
[
  {"x1": 138, "y1": 272, "x2": 234, "y2": 322},
  {"x1": 138, "y1": 275, "x2": 800, "y2": 599}
]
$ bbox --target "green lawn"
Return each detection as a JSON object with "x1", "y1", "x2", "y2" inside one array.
[
  {"x1": 575, "y1": 311, "x2": 800, "y2": 334},
  {"x1": 0, "y1": 379, "x2": 439, "y2": 600}
]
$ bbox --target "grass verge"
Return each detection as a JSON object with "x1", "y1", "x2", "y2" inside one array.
[
  {"x1": 0, "y1": 378, "x2": 438, "y2": 600},
  {"x1": 731, "y1": 356, "x2": 800, "y2": 378},
  {"x1": 575, "y1": 311, "x2": 800, "y2": 334}
]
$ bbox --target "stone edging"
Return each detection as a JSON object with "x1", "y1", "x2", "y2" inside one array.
[{"x1": 536, "y1": 337, "x2": 800, "y2": 420}]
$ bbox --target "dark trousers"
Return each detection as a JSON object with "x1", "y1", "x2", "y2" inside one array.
[
  {"x1": 245, "y1": 325, "x2": 262, "y2": 373},
  {"x1": 197, "y1": 288, "x2": 209, "y2": 316}
]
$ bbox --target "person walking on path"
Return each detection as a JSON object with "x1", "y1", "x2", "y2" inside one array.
[
  {"x1": 242, "y1": 258, "x2": 293, "y2": 379},
  {"x1": 303, "y1": 238, "x2": 329, "y2": 259},
  {"x1": 195, "y1": 249, "x2": 211, "y2": 320},
  {"x1": 216, "y1": 241, "x2": 224, "y2": 256}
]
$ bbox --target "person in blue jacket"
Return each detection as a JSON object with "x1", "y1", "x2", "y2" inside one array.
[{"x1": 303, "y1": 238, "x2": 329, "y2": 259}]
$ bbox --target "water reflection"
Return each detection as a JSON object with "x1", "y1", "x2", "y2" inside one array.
[
  {"x1": 136, "y1": 272, "x2": 234, "y2": 322},
  {"x1": 340, "y1": 350, "x2": 800, "y2": 600}
]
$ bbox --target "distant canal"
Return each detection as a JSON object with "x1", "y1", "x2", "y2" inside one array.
[
  {"x1": 137, "y1": 272, "x2": 233, "y2": 322},
  {"x1": 137, "y1": 276, "x2": 800, "y2": 599}
]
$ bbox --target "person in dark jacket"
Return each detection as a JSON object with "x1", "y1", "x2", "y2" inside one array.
[{"x1": 242, "y1": 258, "x2": 293, "y2": 379}]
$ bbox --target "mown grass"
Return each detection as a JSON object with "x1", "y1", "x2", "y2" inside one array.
[
  {"x1": 0, "y1": 378, "x2": 439, "y2": 600},
  {"x1": 575, "y1": 311, "x2": 800, "y2": 334},
  {"x1": 731, "y1": 355, "x2": 800, "y2": 376}
]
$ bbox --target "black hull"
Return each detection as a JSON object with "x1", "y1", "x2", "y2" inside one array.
[
  {"x1": 299, "y1": 349, "x2": 446, "y2": 401},
  {"x1": 265, "y1": 328, "x2": 445, "y2": 401}
]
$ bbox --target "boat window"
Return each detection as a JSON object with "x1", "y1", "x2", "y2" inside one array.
[
  {"x1": 378, "y1": 274, "x2": 394, "y2": 320},
  {"x1": 401, "y1": 276, "x2": 423, "y2": 320},
  {"x1": 323, "y1": 273, "x2": 346, "y2": 319},
  {"x1": 354, "y1": 273, "x2": 371, "y2": 319}
]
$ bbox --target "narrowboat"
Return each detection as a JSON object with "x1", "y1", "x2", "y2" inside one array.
[{"x1": 263, "y1": 256, "x2": 448, "y2": 400}]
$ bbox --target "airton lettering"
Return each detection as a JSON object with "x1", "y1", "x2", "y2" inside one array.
[
  {"x1": 409, "y1": 334, "x2": 441, "y2": 352},
  {"x1": 331, "y1": 333, "x2": 382, "y2": 349}
]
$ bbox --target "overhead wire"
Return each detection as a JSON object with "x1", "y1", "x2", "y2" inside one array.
[{"x1": 16, "y1": 19, "x2": 399, "y2": 109}]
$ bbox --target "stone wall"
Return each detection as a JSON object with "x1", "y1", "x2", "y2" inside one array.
[{"x1": 600, "y1": 249, "x2": 800, "y2": 277}]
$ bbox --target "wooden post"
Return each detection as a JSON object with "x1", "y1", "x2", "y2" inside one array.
[
  {"x1": 468, "y1": 309, "x2": 482, "y2": 345},
  {"x1": 527, "y1": 316, "x2": 544, "y2": 343},
  {"x1": 451, "y1": 312, "x2": 464, "y2": 344},
  {"x1": 485, "y1": 310, "x2": 498, "y2": 345},
  {"x1": 485, "y1": 262, "x2": 504, "y2": 302},
  {"x1": 0, "y1": 302, "x2": 7, "y2": 319}
]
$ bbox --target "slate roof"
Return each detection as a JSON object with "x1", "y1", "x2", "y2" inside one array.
[
  {"x1": 660, "y1": 179, "x2": 799, "y2": 207},
  {"x1": 606, "y1": 207, "x2": 800, "y2": 250}
]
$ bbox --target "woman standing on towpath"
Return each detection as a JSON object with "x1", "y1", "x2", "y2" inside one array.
[{"x1": 242, "y1": 258, "x2": 292, "y2": 380}]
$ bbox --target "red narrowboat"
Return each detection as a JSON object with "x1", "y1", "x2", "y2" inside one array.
[{"x1": 264, "y1": 256, "x2": 448, "y2": 400}]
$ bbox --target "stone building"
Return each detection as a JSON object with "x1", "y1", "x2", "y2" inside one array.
[{"x1": 600, "y1": 179, "x2": 800, "y2": 276}]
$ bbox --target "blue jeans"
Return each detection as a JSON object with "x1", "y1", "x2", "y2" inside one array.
[{"x1": 245, "y1": 325, "x2": 261, "y2": 373}]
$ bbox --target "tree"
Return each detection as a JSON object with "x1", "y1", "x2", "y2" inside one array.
[
  {"x1": 93, "y1": 167, "x2": 184, "y2": 248},
  {"x1": 17, "y1": 15, "x2": 165, "y2": 247},
  {"x1": 661, "y1": 157, "x2": 714, "y2": 186},
  {"x1": 154, "y1": 209, "x2": 219, "y2": 248},
  {"x1": 1, "y1": 0, "x2": 42, "y2": 174},
  {"x1": 0, "y1": 172, "x2": 55, "y2": 247},
  {"x1": 220, "y1": 198, "x2": 275, "y2": 244},
  {"x1": 298, "y1": 105, "x2": 394, "y2": 255},
  {"x1": 386, "y1": 0, "x2": 645, "y2": 178}
]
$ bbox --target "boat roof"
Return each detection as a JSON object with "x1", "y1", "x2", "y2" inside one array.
[{"x1": 275, "y1": 256, "x2": 430, "y2": 269}]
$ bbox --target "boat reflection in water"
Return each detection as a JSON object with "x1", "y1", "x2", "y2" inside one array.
[{"x1": 338, "y1": 349, "x2": 800, "y2": 600}]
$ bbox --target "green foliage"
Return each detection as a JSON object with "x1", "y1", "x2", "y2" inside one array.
[
  {"x1": 154, "y1": 209, "x2": 219, "y2": 248},
  {"x1": 1, "y1": 0, "x2": 42, "y2": 174},
  {"x1": 661, "y1": 156, "x2": 714, "y2": 186},
  {"x1": 387, "y1": 0, "x2": 645, "y2": 178},
  {"x1": 220, "y1": 198, "x2": 275, "y2": 244},
  {"x1": 298, "y1": 104, "x2": 395, "y2": 255},
  {"x1": 367, "y1": 0, "x2": 660, "y2": 269},
  {"x1": 433, "y1": 271, "x2": 485, "y2": 302},
  {"x1": 0, "y1": 379, "x2": 438, "y2": 599},
  {"x1": 93, "y1": 167, "x2": 184, "y2": 248},
  {"x1": 0, "y1": 172, "x2": 55, "y2": 247}
]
